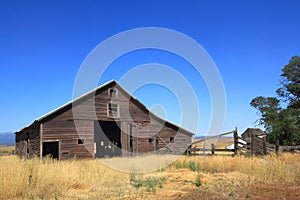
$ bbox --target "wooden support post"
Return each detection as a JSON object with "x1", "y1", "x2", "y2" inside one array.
[
  {"x1": 211, "y1": 143, "x2": 215, "y2": 155},
  {"x1": 250, "y1": 132, "x2": 255, "y2": 156},
  {"x1": 186, "y1": 145, "x2": 191, "y2": 156},
  {"x1": 203, "y1": 139, "x2": 206, "y2": 155},
  {"x1": 233, "y1": 127, "x2": 238, "y2": 155},
  {"x1": 263, "y1": 137, "x2": 267, "y2": 155},
  {"x1": 275, "y1": 140, "x2": 280, "y2": 155},
  {"x1": 40, "y1": 123, "x2": 43, "y2": 160}
]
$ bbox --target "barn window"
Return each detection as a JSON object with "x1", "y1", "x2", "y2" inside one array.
[
  {"x1": 148, "y1": 138, "x2": 154, "y2": 144},
  {"x1": 107, "y1": 103, "x2": 120, "y2": 118},
  {"x1": 108, "y1": 88, "x2": 118, "y2": 98},
  {"x1": 170, "y1": 137, "x2": 175, "y2": 143},
  {"x1": 78, "y1": 139, "x2": 84, "y2": 145}
]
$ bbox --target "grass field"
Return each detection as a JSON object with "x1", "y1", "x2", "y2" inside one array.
[
  {"x1": 0, "y1": 153, "x2": 299, "y2": 199},
  {"x1": 0, "y1": 145, "x2": 14, "y2": 155}
]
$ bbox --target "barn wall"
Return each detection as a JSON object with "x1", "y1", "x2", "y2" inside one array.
[
  {"x1": 157, "y1": 127, "x2": 192, "y2": 154},
  {"x1": 136, "y1": 122, "x2": 192, "y2": 154},
  {"x1": 15, "y1": 126, "x2": 40, "y2": 159},
  {"x1": 42, "y1": 119, "x2": 94, "y2": 159},
  {"x1": 15, "y1": 133, "x2": 26, "y2": 158}
]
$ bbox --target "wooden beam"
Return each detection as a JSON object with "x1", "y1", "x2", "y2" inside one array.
[
  {"x1": 275, "y1": 140, "x2": 280, "y2": 155},
  {"x1": 191, "y1": 130, "x2": 235, "y2": 146},
  {"x1": 211, "y1": 143, "x2": 215, "y2": 155},
  {"x1": 190, "y1": 148, "x2": 235, "y2": 152},
  {"x1": 39, "y1": 123, "x2": 43, "y2": 160},
  {"x1": 233, "y1": 127, "x2": 238, "y2": 155}
]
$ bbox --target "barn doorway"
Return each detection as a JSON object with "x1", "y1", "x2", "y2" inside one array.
[
  {"x1": 42, "y1": 141, "x2": 59, "y2": 159},
  {"x1": 94, "y1": 120, "x2": 122, "y2": 158}
]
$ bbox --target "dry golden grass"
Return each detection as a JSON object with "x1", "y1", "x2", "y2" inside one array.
[
  {"x1": 101, "y1": 154, "x2": 180, "y2": 172},
  {"x1": 0, "y1": 145, "x2": 15, "y2": 155},
  {"x1": 0, "y1": 154, "x2": 299, "y2": 199}
]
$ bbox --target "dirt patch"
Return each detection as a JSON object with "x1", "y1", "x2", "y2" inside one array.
[{"x1": 174, "y1": 182, "x2": 300, "y2": 200}]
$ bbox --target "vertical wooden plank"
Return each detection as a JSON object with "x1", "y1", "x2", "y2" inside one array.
[
  {"x1": 275, "y1": 140, "x2": 280, "y2": 155},
  {"x1": 263, "y1": 136, "x2": 267, "y2": 155},
  {"x1": 121, "y1": 122, "x2": 129, "y2": 156},
  {"x1": 250, "y1": 132, "x2": 255, "y2": 156},
  {"x1": 135, "y1": 124, "x2": 138, "y2": 153},
  {"x1": 211, "y1": 143, "x2": 215, "y2": 155},
  {"x1": 233, "y1": 127, "x2": 238, "y2": 155},
  {"x1": 186, "y1": 145, "x2": 191, "y2": 156},
  {"x1": 40, "y1": 123, "x2": 43, "y2": 160}
]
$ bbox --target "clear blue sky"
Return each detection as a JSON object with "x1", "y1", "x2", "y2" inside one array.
[{"x1": 0, "y1": 0, "x2": 299, "y2": 135}]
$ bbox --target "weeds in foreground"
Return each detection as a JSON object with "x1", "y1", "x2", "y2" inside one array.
[
  {"x1": 194, "y1": 173, "x2": 202, "y2": 187},
  {"x1": 130, "y1": 172, "x2": 166, "y2": 192},
  {"x1": 173, "y1": 160, "x2": 200, "y2": 172}
]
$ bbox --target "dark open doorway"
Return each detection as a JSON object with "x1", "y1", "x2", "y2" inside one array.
[
  {"x1": 94, "y1": 120, "x2": 122, "y2": 158},
  {"x1": 42, "y1": 141, "x2": 59, "y2": 159}
]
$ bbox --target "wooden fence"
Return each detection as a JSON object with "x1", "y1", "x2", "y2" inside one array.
[
  {"x1": 237, "y1": 133, "x2": 300, "y2": 155},
  {"x1": 187, "y1": 128, "x2": 238, "y2": 156},
  {"x1": 188, "y1": 128, "x2": 300, "y2": 156}
]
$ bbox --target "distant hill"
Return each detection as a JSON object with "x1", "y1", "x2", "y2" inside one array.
[
  {"x1": 0, "y1": 132, "x2": 15, "y2": 146},
  {"x1": 193, "y1": 135, "x2": 233, "y2": 139}
]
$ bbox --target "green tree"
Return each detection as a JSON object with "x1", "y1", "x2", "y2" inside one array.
[
  {"x1": 250, "y1": 56, "x2": 300, "y2": 145},
  {"x1": 276, "y1": 56, "x2": 300, "y2": 109}
]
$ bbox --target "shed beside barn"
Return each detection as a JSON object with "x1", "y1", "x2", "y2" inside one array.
[{"x1": 241, "y1": 128, "x2": 266, "y2": 140}]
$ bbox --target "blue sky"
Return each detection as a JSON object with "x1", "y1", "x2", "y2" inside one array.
[{"x1": 0, "y1": 0, "x2": 299, "y2": 136}]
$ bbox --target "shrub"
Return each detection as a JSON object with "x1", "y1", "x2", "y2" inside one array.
[
  {"x1": 129, "y1": 172, "x2": 143, "y2": 188},
  {"x1": 188, "y1": 161, "x2": 200, "y2": 172},
  {"x1": 129, "y1": 172, "x2": 165, "y2": 192},
  {"x1": 194, "y1": 173, "x2": 202, "y2": 187}
]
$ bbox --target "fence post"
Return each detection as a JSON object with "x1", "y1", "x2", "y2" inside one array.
[
  {"x1": 186, "y1": 145, "x2": 191, "y2": 156},
  {"x1": 233, "y1": 127, "x2": 238, "y2": 155},
  {"x1": 263, "y1": 136, "x2": 267, "y2": 155},
  {"x1": 211, "y1": 143, "x2": 215, "y2": 155},
  {"x1": 275, "y1": 140, "x2": 280, "y2": 155}
]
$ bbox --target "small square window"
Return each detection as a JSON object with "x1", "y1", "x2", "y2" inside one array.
[
  {"x1": 108, "y1": 103, "x2": 120, "y2": 118},
  {"x1": 170, "y1": 137, "x2": 174, "y2": 143},
  {"x1": 78, "y1": 139, "x2": 84, "y2": 145},
  {"x1": 108, "y1": 88, "x2": 118, "y2": 98},
  {"x1": 148, "y1": 138, "x2": 154, "y2": 144}
]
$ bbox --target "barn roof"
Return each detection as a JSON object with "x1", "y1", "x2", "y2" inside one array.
[
  {"x1": 16, "y1": 80, "x2": 194, "y2": 136},
  {"x1": 241, "y1": 128, "x2": 266, "y2": 138}
]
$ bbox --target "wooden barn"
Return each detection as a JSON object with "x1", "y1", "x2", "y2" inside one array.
[{"x1": 15, "y1": 80, "x2": 193, "y2": 160}]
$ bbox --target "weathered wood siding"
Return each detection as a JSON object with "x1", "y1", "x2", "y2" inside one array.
[
  {"x1": 15, "y1": 126, "x2": 40, "y2": 159},
  {"x1": 157, "y1": 126, "x2": 191, "y2": 154},
  {"x1": 136, "y1": 122, "x2": 191, "y2": 154},
  {"x1": 43, "y1": 119, "x2": 94, "y2": 159}
]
